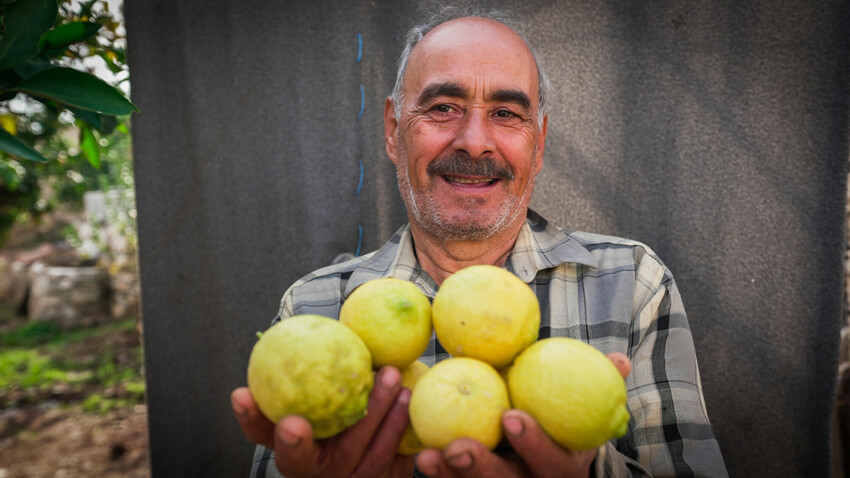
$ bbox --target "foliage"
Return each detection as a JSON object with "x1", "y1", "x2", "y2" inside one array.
[
  {"x1": 0, "y1": 318, "x2": 145, "y2": 411},
  {"x1": 0, "y1": 319, "x2": 61, "y2": 347},
  {"x1": 0, "y1": 0, "x2": 136, "y2": 244}
]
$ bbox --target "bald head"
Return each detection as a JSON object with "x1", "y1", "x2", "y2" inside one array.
[{"x1": 391, "y1": 7, "x2": 550, "y2": 126}]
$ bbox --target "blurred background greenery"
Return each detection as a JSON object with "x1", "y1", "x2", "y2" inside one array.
[{"x1": 0, "y1": 0, "x2": 136, "y2": 247}]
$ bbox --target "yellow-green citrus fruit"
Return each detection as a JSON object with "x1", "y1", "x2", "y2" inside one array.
[
  {"x1": 397, "y1": 360, "x2": 430, "y2": 455},
  {"x1": 508, "y1": 337, "x2": 630, "y2": 451},
  {"x1": 432, "y1": 265, "x2": 540, "y2": 369},
  {"x1": 247, "y1": 314, "x2": 374, "y2": 439},
  {"x1": 409, "y1": 357, "x2": 510, "y2": 450},
  {"x1": 340, "y1": 278, "x2": 432, "y2": 370}
]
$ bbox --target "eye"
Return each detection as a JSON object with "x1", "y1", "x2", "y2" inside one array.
[
  {"x1": 495, "y1": 109, "x2": 518, "y2": 119},
  {"x1": 426, "y1": 103, "x2": 461, "y2": 121}
]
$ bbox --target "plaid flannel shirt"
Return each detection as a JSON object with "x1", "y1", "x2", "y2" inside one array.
[{"x1": 251, "y1": 209, "x2": 727, "y2": 477}]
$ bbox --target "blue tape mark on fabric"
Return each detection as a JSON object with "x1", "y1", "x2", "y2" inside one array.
[
  {"x1": 356, "y1": 160, "x2": 364, "y2": 196},
  {"x1": 358, "y1": 85, "x2": 365, "y2": 120},
  {"x1": 355, "y1": 224, "x2": 364, "y2": 257},
  {"x1": 357, "y1": 33, "x2": 363, "y2": 63}
]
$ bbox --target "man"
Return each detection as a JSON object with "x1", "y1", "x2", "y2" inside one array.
[{"x1": 232, "y1": 6, "x2": 727, "y2": 478}]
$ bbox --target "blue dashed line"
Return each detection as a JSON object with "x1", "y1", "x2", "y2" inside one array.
[
  {"x1": 356, "y1": 33, "x2": 363, "y2": 63},
  {"x1": 356, "y1": 160, "x2": 364, "y2": 196},
  {"x1": 358, "y1": 85, "x2": 365, "y2": 120},
  {"x1": 355, "y1": 224, "x2": 364, "y2": 257}
]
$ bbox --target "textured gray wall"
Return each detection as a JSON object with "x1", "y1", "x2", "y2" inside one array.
[{"x1": 125, "y1": 1, "x2": 850, "y2": 476}]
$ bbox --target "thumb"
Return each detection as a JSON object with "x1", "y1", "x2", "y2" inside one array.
[{"x1": 605, "y1": 352, "x2": 631, "y2": 379}]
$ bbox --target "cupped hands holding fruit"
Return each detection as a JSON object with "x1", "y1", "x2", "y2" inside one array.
[
  {"x1": 231, "y1": 265, "x2": 632, "y2": 478},
  {"x1": 230, "y1": 277, "x2": 433, "y2": 478}
]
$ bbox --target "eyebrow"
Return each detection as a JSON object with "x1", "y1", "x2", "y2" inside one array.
[
  {"x1": 417, "y1": 82, "x2": 468, "y2": 106},
  {"x1": 416, "y1": 82, "x2": 532, "y2": 110}
]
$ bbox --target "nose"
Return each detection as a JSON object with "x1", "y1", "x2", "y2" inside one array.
[{"x1": 452, "y1": 109, "x2": 494, "y2": 158}]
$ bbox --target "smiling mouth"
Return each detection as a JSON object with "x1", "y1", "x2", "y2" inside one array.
[{"x1": 444, "y1": 175, "x2": 498, "y2": 186}]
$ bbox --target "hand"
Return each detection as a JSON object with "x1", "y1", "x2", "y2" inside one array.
[
  {"x1": 231, "y1": 366, "x2": 415, "y2": 477},
  {"x1": 415, "y1": 352, "x2": 632, "y2": 478}
]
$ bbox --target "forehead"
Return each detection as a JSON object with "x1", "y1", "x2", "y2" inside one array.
[{"x1": 404, "y1": 17, "x2": 539, "y2": 102}]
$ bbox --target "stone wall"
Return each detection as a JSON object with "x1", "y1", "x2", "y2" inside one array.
[
  {"x1": 0, "y1": 190, "x2": 140, "y2": 328},
  {"x1": 27, "y1": 263, "x2": 110, "y2": 328}
]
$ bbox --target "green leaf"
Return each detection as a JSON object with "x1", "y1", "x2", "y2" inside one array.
[
  {"x1": 38, "y1": 21, "x2": 102, "y2": 52},
  {"x1": 0, "y1": 68, "x2": 22, "y2": 90},
  {"x1": 98, "y1": 114, "x2": 117, "y2": 135},
  {"x1": 96, "y1": 50, "x2": 123, "y2": 74},
  {"x1": 68, "y1": 106, "x2": 102, "y2": 131},
  {"x1": 78, "y1": 122, "x2": 100, "y2": 169},
  {"x1": 0, "y1": 127, "x2": 48, "y2": 162},
  {"x1": 70, "y1": 108, "x2": 117, "y2": 135},
  {"x1": 0, "y1": 0, "x2": 58, "y2": 70},
  {"x1": 12, "y1": 67, "x2": 139, "y2": 115},
  {"x1": 11, "y1": 55, "x2": 52, "y2": 80}
]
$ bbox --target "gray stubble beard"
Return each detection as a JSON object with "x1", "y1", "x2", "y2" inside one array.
[{"x1": 395, "y1": 143, "x2": 536, "y2": 242}]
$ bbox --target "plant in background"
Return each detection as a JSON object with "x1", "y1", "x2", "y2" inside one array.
[{"x1": 0, "y1": 0, "x2": 136, "y2": 243}]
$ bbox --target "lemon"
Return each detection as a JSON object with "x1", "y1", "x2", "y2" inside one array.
[
  {"x1": 340, "y1": 278, "x2": 432, "y2": 370},
  {"x1": 507, "y1": 337, "x2": 630, "y2": 451},
  {"x1": 432, "y1": 265, "x2": 540, "y2": 369},
  {"x1": 409, "y1": 357, "x2": 510, "y2": 450},
  {"x1": 397, "y1": 360, "x2": 429, "y2": 455},
  {"x1": 247, "y1": 314, "x2": 374, "y2": 439}
]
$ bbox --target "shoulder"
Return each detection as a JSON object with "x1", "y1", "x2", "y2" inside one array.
[
  {"x1": 562, "y1": 229, "x2": 672, "y2": 287},
  {"x1": 278, "y1": 252, "x2": 377, "y2": 319}
]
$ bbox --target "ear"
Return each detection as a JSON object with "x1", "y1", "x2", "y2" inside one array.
[
  {"x1": 534, "y1": 115, "x2": 547, "y2": 175},
  {"x1": 384, "y1": 97, "x2": 399, "y2": 165}
]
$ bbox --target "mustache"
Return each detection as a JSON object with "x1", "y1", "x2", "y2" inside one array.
[{"x1": 426, "y1": 153, "x2": 515, "y2": 180}]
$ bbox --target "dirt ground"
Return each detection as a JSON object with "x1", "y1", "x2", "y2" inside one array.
[
  {"x1": 0, "y1": 316, "x2": 150, "y2": 477},
  {"x1": 0, "y1": 404, "x2": 149, "y2": 478}
]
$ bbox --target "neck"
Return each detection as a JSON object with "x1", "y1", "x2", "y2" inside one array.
[{"x1": 409, "y1": 216, "x2": 526, "y2": 286}]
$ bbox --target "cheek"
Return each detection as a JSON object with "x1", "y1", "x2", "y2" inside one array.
[{"x1": 405, "y1": 126, "x2": 454, "y2": 164}]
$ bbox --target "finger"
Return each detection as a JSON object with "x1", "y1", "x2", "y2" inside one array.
[
  {"x1": 441, "y1": 438, "x2": 527, "y2": 478},
  {"x1": 272, "y1": 414, "x2": 320, "y2": 477},
  {"x1": 352, "y1": 387, "x2": 413, "y2": 477},
  {"x1": 389, "y1": 454, "x2": 417, "y2": 477},
  {"x1": 231, "y1": 387, "x2": 275, "y2": 449},
  {"x1": 416, "y1": 448, "x2": 462, "y2": 478},
  {"x1": 606, "y1": 352, "x2": 631, "y2": 379},
  {"x1": 335, "y1": 366, "x2": 403, "y2": 460},
  {"x1": 502, "y1": 409, "x2": 596, "y2": 478}
]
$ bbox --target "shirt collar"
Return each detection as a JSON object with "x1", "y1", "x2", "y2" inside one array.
[
  {"x1": 505, "y1": 209, "x2": 598, "y2": 283},
  {"x1": 345, "y1": 209, "x2": 598, "y2": 294}
]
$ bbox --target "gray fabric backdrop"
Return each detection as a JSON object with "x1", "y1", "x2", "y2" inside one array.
[{"x1": 125, "y1": 1, "x2": 850, "y2": 476}]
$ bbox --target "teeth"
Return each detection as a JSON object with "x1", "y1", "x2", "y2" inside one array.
[{"x1": 447, "y1": 176, "x2": 492, "y2": 184}]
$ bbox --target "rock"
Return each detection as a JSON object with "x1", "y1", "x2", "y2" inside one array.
[
  {"x1": 0, "y1": 259, "x2": 28, "y2": 311},
  {"x1": 27, "y1": 263, "x2": 109, "y2": 329}
]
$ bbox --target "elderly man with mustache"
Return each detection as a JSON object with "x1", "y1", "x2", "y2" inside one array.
[{"x1": 231, "y1": 6, "x2": 727, "y2": 478}]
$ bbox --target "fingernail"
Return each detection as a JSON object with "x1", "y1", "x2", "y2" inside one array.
[
  {"x1": 446, "y1": 451, "x2": 473, "y2": 470},
  {"x1": 397, "y1": 387, "x2": 411, "y2": 405},
  {"x1": 504, "y1": 416, "x2": 524, "y2": 437},
  {"x1": 380, "y1": 367, "x2": 401, "y2": 389},
  {"x1": 278, "y1": 428, "x2": 301, "y2": 447}
]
